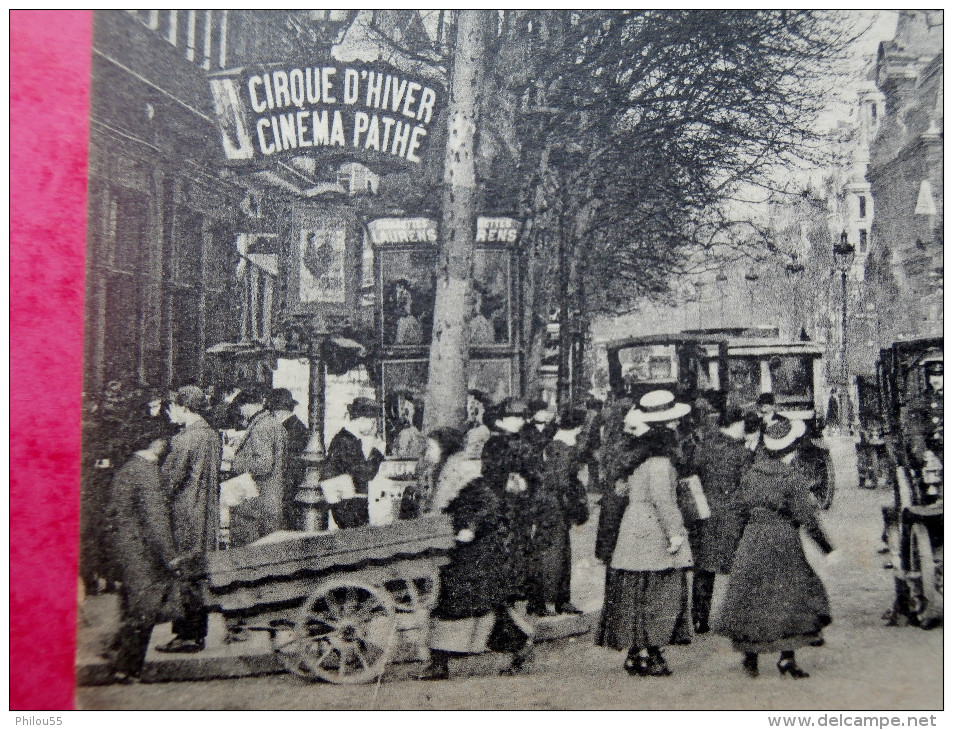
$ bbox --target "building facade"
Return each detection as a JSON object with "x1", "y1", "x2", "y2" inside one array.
[{"x1": 863, "y1": 10, "x2": 943, "y2": 350}]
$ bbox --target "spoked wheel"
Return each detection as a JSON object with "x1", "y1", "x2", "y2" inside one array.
[
  {"x1": 268, "y1": 621, "x2": 319, "y2": 680},
  {"x1": 293, "y1": 579, "x2": 398, "y2": 684},
  {"x1": 909, "y1": 522, "x2": 943, "y2": 629}
]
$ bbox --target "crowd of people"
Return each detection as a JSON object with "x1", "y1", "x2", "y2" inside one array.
[
  {"x1": 83, "y1": 376, "x2": 835, "y2": 686},
  {"x1": 417, "y1": 388, "x2": 835, "y2": 681}
]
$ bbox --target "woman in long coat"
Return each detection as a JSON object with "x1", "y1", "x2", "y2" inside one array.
[
  {"x1": 419, "y1": 400, "x2": 535, "y2": 680},
  {"x1": 714, "y1": 418, "x2": 834, "y2": 679},
  {"x1": 598, "y1": 390, "x2": 693, "y2": 677},
  {"x1": 686, "y1": 409, "x2": 753, "y2": 633},
  {"x1": 526, "y1": 408, "x2": 590, "y2": 616}
]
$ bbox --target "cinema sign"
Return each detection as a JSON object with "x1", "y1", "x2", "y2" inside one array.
[{"x1": 210, "y1": 62, "x2": 444, "y2": 166}]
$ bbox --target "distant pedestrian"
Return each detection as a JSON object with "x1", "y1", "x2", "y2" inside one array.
[
  {"x1": 322, "y1": 397, "x2": 385, "y2": 529},
  {"x1": 229, "y1": 386, "x2": 289, "y2": 546},
  {"x1": 424, "y1": 426, "x2": 480, "y2": 515},
  {"x1": 714, "y1": 418, "x2": 835, "y2": 679},
  {"x1": 462, "y1": 389, "x2": 492, "y2": 459},
  {"x1": 267, "y1": 387, "x2": 309, "y2": 529},
  {"x1": 597, "y1": 390, "x2": 693, "y2": 677}
]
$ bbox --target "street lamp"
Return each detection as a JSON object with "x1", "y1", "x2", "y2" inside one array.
[
  {"x1": 832, "y1": 230, "x2": 855, "y2": 430},
  {"x1": 715, "y1": 272, "x2": 729, "y2": 326}
]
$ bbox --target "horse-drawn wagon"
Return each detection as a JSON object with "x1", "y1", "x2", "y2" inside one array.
[{"x1": 875, "y1": 337, "x2": 943, "y2": 628}]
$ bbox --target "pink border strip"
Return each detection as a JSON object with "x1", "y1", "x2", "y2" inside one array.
[{"x1": 11, "y1": 10, "x2": 93, "y2": 710}]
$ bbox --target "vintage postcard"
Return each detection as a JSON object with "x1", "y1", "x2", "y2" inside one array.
[{"x1": 73, "y1": 10, "x2": 942, "y2": 712}]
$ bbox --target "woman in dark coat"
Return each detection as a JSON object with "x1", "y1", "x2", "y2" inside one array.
[
  {"x1": 526, "y1": 408, "x2": 590, "y2": 616},
  {"x1": 686, "y1": 409, "x2": 754, "y2": 633},
  {"x1": 714, "y1": 418, "x2": 834, "y2": 679},
  {"x1": 597, "y1": 390, "x2": 693, "y2": 677},
  {"x1": 419, "y1": 400, "x2": 536, "y2": 680}
]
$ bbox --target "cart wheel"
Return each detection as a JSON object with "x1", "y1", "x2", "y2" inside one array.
[
  {"x1": 294, "y1": 579, "x2": 397, "y2": 684},
  {"x1": 909, "y1": 523, "x2": 943, "y2": 629},
  {"x1": 268, "y1": 623, "x2": 318, "y2": 680},
  {"x1": 384, "y1": 569, "x2": 440, "y2": 614}
]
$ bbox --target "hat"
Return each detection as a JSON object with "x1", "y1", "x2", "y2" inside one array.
[
  {"x1": 498, "y1": 398, "x2": 528, "y2": 418},
  {"x1": 762, "y1": 417, "x2": 807, "y2": 451},
  {"x1": 267, "y1": 387, "x2": 298, "y2": 412},
  {"x1": 174, "y1": 385, "x2": 208, "y2": 413},
  {"x1": 234, "y1": 385, "x2": 267, "y2": 407},
  {"x1": 628, "y1": 390, "x2": 690, "y2": 423},
  {"x1": 347, "y1": 396, "x2": 380, "y2": 419},
  {"x1": 756, "y1": 393, "x2": 776, "y2": 407},
  {"x1": 925, "y1": 360, "x2": 943, "y2": 375},
  {"x1": 558, "y1": 408, "x2": 587, "y2": 431},
  {"x1": 527, "y1": 398, "x2": 550, "y2": 416}
]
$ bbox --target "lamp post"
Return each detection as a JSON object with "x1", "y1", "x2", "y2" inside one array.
[
  {"x1": 715, "y1": 272, "x2": 728, "y2": 326},
  {"x1": 832, "y1": 230, "x2": 855, "y2": 429}
]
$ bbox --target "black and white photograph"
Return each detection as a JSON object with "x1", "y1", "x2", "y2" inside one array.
[{"x1": 73, "y1": 9, "x2": 942, "y2": 713}]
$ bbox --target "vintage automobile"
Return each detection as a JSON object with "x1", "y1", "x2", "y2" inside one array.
[
  {"x1": 605, "y1": 327, "x2": 835, "y2": 508},
  {"x1": 876, "y1": 337, "x2": 943, "y2": 629}
]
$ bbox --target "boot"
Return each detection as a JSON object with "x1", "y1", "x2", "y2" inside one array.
[
  {"x1": 777, "y1": 651, "x2": 809, "y2": 679},
  {"x1": 416, "y1": 649, "x2": 450, "y2": 681},
  {"x1": 500, "y1": 640, "x2": 533, "y2": 676},
  {"x1": 742, "y1": 652, "x2": 759, "y2": 678},
  {"x1": 645, "y1": 647, "x2": 672, "y2": 676},
  {"x1": 624, "y1": 646, "x2": 650, "y2": 676}
]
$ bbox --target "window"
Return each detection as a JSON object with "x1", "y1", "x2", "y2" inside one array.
[
  {"x1": 767, "y1": 356, "x2": 812, "y2": 399},
  {"x1": 858, "y1": 195, "x2": 867, "y2": 219},
  {"x1": 859, "y1": 229, "x2": 868, "y2": 253}
]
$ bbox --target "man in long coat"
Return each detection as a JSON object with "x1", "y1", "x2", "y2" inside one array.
[
  {"x1": 267, "y1": 387, "x2": 310, "y2": 530},
  {"x1": 156, "y1": 386, "x2": 221, "y2": 654},
  {"x1": 105, "y1": 419, "x2": 180, "y2": 680},
  {"x1": 230, "y1": 386, "x2": 289, "y2": 546}
]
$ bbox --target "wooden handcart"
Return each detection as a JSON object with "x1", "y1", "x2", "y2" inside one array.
[{"x1": 202, "y1": 514, "x2": 455, "y2": 684}]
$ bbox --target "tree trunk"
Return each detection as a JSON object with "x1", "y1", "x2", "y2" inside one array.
[{"x1": 423, "y1": 10, "x2": 492, "y2": 431}]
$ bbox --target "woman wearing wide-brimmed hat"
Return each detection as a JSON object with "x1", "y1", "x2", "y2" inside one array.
[
  {"x1": 597, "y1": 390, "x2": 693, "y2": 677},
  {"x1": 714, "y1": 417, "x2": 835, "y2": 679}
]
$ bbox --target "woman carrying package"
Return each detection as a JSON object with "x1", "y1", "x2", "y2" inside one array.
[{"x1": 597, "y1": 390, "x2": 693, "y2": 677}]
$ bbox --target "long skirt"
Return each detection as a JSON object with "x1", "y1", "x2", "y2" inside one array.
[
  {"x1": 714, "y1": 517, "x2": 831, "y2": 654},
  {"x1": 597, "y1": 568, "x2": 692, "y2": 650}
]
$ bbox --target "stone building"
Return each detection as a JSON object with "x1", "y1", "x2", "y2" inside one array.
[{"x1": 862, "y1": 10, "x2": 943, "y2": 353}]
